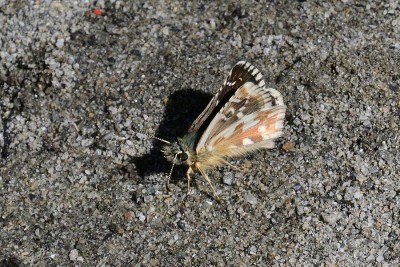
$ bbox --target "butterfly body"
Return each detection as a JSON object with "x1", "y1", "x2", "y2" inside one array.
[{"x1": 162, "y1": 61, "x2": 286, "y2": 196}]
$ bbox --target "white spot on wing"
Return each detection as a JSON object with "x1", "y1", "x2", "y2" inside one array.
[
  {"x1": 256, "y1": 73, "x2": 263, "y2": 81},
  {"x1": 252, "y1": 69, "x2": 259, "y2": 76},
  {"x1": 242, "y1": 138, "x2": 254, "y2": 145},
  {"x1": 244, "y1": 62, "x2": 250, "y2": 69},
  {"x1": 230, "y1": 97, "x2": 242, "y2": 103},
  {"x1": 275, "y1": 120, "x2": 284, "y2": 129},
  {"x1": 258, "y1": 125, "x2": 271, "y2": 140},
  {"x1": 266, "y1": 88, "x2": 285, "y2": 105},
  {"x1": 228, "y1": 107, "x2": 235, "y2": 113},
  {"x1": 258, "y1": 125, "x2": 267, "y2": 134},
  {"x1": 263, "y1": 141, "x2": 275, "y2": 148}
]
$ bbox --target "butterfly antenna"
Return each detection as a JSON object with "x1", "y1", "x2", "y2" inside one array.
[
  {"x1": 166, "y1": 154, "x2": 178, "y2": 190},
  {"x1": 153, "y1": 136, "x2": 171, "y2": 144},
  {"x1": 133, "y1": 129, "x2": 171, "y2": 144}
]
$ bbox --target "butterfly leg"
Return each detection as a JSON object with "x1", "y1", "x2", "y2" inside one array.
[
  {"x1": 222, "y1": 159, "x2": 246, "y2": 172},
  {"x1": 196, "y1": 164, "x2": 218, "y2": 198},
  {"x1": 186, "y1": 167, "x2": 193, "y2": 194},
  {"x1": 203, "y1": 173, "x2": 218, "y2": 198}
]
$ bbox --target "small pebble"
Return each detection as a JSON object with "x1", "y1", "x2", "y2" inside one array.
[
  {"x1": 137, "y1": 212, "x2": 146, "y2": 222},
  {"x1": 321, "y1": 212, "x2": 340, "y2": 225},
  {"x1": 248, "y1": 245, "x2": 257, "y2": 255},
  {"x1": 223, "y1": 172, "x2": 233, "y2": 185},
  {"x1": 245, "y1": 193, "x2": 258, "y2": 205}
]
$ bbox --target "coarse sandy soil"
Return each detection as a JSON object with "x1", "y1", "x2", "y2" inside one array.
[{"x1": 1, "y1": 1, "x2": 399, "y2": 266}]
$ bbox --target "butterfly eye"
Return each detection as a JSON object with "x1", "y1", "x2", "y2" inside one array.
[{"x1": 178, "y1": 152, "x2": 188, "y2": 161}]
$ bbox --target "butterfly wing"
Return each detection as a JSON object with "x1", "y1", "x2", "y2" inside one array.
[
  {"x1": 195, "y1": 64, "x2": 286, "y2": 159},
  {"x1": 188, "y1": 61, "x2": 266, "y2": 133}
]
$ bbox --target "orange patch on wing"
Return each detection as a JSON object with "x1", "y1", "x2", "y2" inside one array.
[{"x1": 213, "y1": 107, "x2": 284, "y2": 148}]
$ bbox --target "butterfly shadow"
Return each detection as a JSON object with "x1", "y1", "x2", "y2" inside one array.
[{"x1": 132, "y1": 89, "x2": 212, "y2": 187}]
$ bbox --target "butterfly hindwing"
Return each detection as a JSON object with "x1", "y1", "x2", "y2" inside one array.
[
  {"x1": 207, "y1": 104, "x2": 285, "y2": 156},
  {"x1": 195, "y1": 66, "x2": 286, "y2": 156}
]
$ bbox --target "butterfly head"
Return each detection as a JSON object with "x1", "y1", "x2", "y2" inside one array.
[{"x1": 162, "y1": 137, "x2": 192, "y2": 166}]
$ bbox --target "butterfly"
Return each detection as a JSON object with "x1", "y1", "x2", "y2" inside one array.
[{"x1": 161, "y1": 61, "x2": 286, "y2": 197}]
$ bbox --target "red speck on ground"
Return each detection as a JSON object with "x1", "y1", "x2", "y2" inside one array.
[{"x1": 93, "y1": 8, "x2": 102, "y2": 15}]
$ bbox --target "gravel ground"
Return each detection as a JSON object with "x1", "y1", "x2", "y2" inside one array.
[{"x1": 1, "y1": 1, "x2": 399, "y2": 266}]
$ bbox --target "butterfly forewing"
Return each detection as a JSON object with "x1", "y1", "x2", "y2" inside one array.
[{"x1": 188, "y1": 61, "x2": 266, "y2": 133}]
